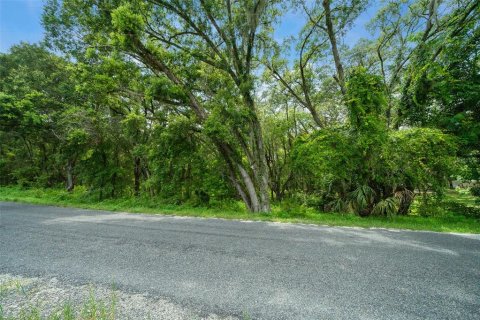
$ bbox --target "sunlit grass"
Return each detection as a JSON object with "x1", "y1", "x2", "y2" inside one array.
[{"x1": 0, "y1": 186, "x2": 479, "y2": 233}]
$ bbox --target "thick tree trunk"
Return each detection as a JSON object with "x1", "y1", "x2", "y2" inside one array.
[
  {"x1": 228, "y1": 170, "x2": 252, "y2": 211},
  {"x1": 216, "y1": 137, "x2": 270, "y2": 213},
  {"x1": 244, "y1": 94, "x2": 271, "y2": 213},
  {"x1": 65, "y1": 160, "x2": 74, "y2": 192},
  {"x1": 238, "y1": 164, "x2": 261, "y2": 212}
]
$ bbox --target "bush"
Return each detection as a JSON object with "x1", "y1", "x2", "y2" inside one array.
[
  {"x1": 278, "y1": 197, "x2": 307, "y2": 217},
  {"x1": 443, "y1": 201, "x2": 480, "y2": 219},
  {"x1": 470, "y1": 186, "x2": 480, "y2": 197},
  {"x1": 291, "y1": 127, "x2": 457, "y2": 217},
  {"x1": 416, "y1": 199, "x2": 447, "y2": 217}
]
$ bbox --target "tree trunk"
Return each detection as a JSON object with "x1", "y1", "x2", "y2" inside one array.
[
  {"x1": 65, "y1": 160, "x2": 74, "y2": 192},
  {"x1": 244, "y1": 93, "x2": 271, "y2": 213},
  {"x1": 134, "y1": 156, "x2": 141, "y2": 196},
  {"x1": 111, "y1": 172, "x2": 117, "y2": 198},
  {"x1": 215, "y1": 137, "x2": 270, "y2": 213},
  {"x1": 238, "y1": 163, "x2": 261, "y2": 212},
  {"x1": 323, "y1": 0, "x2": 346, "y2": 95}
]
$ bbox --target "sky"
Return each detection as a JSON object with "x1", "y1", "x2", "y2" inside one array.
[
  {"x1": 0, "y1": 0, "x2": 376, "y2": 54},
  {"x1": 0, "y1": 0, "x2": 44, "y2": 52}
]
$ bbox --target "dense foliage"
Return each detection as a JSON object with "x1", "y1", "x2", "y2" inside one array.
[{"x1": 1, "y1": 0, "x2": 478, "y2": 216}]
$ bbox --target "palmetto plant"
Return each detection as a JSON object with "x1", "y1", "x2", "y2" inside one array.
[
  {"x1": 346, "y1": 185, "x2": 405, "y2": 217},
  {"x1": 395, "y1": 189, "x2": 415, "y2": 216},
  {"x1": 348, "y1": 185, "x2": 376, "y2": 216},
  {"x1": 329, "y1": 198, "x2": 349, "y2": 213},
  {"x1": 372, "y1": 197, "x2": 400, "y2": 217}
]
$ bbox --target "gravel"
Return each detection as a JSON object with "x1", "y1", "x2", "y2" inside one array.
[{"x1": 0, "y1": 273, "x2": 237, "y2": 319}]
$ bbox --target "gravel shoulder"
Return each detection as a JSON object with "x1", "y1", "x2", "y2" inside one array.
[{"x1": 0, "y1": 274, "x2": 236, "y2": 320}]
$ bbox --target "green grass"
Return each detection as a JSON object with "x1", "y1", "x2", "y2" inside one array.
[
  {"x1": 0, "y1": 186, "x2": 479, "y2": 233},
  {"x1": 0, "y1": 281, "x2": 116, "y2": 320},
  {"x1": 0, "y1": 295, "x2": 115, "y2": 320},
  {"x1": 444, "y1": 188, "x2": 480, "y2": 206}
]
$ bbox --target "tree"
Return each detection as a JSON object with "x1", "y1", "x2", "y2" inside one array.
[
  {"x1": 0, "y1": 44, "x2": 80, "y2": 187},
  {"x1": 44, "y1": 0, "x2": 283, "y2": 212},
  {"x1": 291, "y1": 68, "x2": 457, "y2": 216},
  {"x1": 1, "y1": 0, "x2": 474, "y2": 218},
  {"x1": 264, "y1": 0, "x2": 367, "y2": 127}
]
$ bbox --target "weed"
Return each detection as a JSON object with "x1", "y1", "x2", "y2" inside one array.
[{"x1": 0, "y1": 283, "x2": 117, "y2": 320}]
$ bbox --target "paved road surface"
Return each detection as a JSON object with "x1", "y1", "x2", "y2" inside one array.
[{"x1": 1, "y1": 202, "x2": 479, "y2": 319}]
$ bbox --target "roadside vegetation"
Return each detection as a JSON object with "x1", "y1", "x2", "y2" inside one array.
[
  {"x1": 0, "y1": 0, "x2": 479, "y2": 230},
  {"x1": 0, "y1": 296, "x2": 115, "y2": 320},
  {"x1": 1, "y1": 186, "x2": 479, "y2": 233},
  {"x1": 0, "y1": 279, "x2": 116, "y2": 320}
]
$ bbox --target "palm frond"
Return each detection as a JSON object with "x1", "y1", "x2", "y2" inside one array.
[
  {"x1": 372, "y1": 197, "x2": 400, "y2": 217},
  {"x1": 349, "y1": 185, "x2": 376, "y2": 211}
]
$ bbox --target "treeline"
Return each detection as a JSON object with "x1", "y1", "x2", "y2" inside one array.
[{"x1": 0, "y1": 0, "x2": 478, "y2": 216}]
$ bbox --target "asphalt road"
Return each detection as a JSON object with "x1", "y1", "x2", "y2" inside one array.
[{"x1": 1, "y1": 202, "x2": 479, "y2": 319}]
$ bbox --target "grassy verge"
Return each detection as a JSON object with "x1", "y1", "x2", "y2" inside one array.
[{"x1": 1, "y1": 186, "x2": 479, "y2": 233}]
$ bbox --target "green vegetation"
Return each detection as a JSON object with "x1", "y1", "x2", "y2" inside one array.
[
  {"x1": 1, "y1": 275, "x2": 256, "y2": 320},
  {"x1": 0, "y1": 0, "x2": 479, "y2": 227},
  {"x1": 0, "y1": 281, "x2": 116, "y2": 320},
  {"x1": 0, "y1": 297, "x2": 115, "y2": 320},
  {"x1": 1, "y1": 187, "x2": 479, "y2": 233}
]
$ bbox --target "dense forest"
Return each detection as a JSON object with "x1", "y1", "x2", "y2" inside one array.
[{"x1": 0, "y1": 0, "x2": 478, "y2": 217}]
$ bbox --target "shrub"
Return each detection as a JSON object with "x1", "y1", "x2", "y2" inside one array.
[
  {"x1": 443, "y1": 201, "x2": 480, "y2": 219},
  {"x1": 278, "y1": 197, "x2": 307, "y2": 217},
  {"x1": 291, "y1": 127, "x2": 457, "y2": 217},
  {"x1": 470, "y1": 186, "x2": 480, "y2": 197},
  {"x1": 290, "y1": 68, "x2": 458, "y2": 217},
  {"x1": 415, "y1": 198, "x2": 447, "y2": 217}
]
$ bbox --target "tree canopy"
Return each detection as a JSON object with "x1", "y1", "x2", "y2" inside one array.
[{"x1": 1, "y1": 0, "x2": 478, "y2": 215}]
